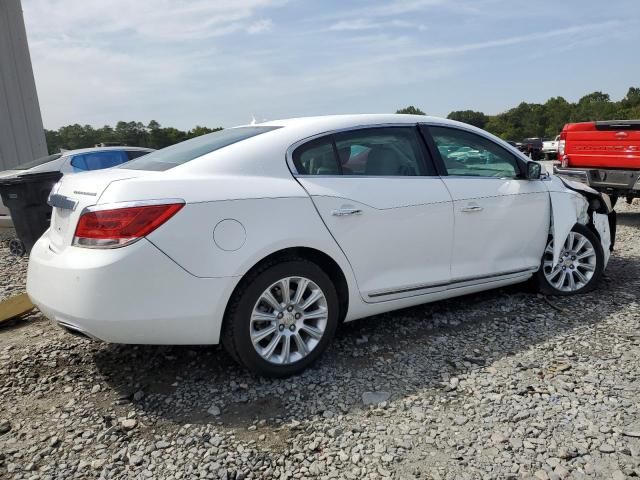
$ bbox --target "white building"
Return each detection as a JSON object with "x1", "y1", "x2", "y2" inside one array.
[{"x1": 0, "y1": 0, "x2": 47, "y2": 170}]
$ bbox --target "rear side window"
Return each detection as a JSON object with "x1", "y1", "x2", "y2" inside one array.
[
  {"x1": 70, "y1": 151, "x2": 128, "y2": 172},
  {"x1": 292, "y1": 136, "x2": 340, "y2": 175},
  {"x1": 334, "y1": 127, "x2": 428, "y2": 176},
  {"x1": 122, "y1": 127, "x2": 280, "y2": 171},
  {"x1": 292, "y1": 127, "x2": 432, "y2": 176}
]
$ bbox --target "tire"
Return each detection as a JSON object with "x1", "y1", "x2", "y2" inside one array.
[
  {"x1": 609, "y1": 195, "x2": 618, "y2": 208},
  {"x1": 534, "y1": 223, "x2": 604, "y2": 296},
  {"x1": 9, "y1": 239, "x2": 26, "y2": 257},
  {"x1": 222, "y1": 259, "x2": 339, "y2": 377}
]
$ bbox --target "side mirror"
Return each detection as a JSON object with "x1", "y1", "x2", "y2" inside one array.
[{"x1": 526, "y1": 161, "x2": 541, "y2": 179}]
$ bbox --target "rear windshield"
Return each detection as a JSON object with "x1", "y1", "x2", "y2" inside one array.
[
  {"x1": 15, "y1": 153, "x2": 62, "y2": 170},
  {"x1": 121, "y1": 126, "x2": 280, "y2": 171}
]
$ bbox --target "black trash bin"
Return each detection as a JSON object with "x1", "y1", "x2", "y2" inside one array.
[{"x1": 0, "y1": 171, "x2": 63, "y2": 256}]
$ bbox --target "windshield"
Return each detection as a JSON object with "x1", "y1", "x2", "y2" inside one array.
[
  {"x1": 121, "y1": 126, "x2": 281, "y2": 171},
  {"x1": 15, "y1": 153, "x2": 62, "y2": 170}
]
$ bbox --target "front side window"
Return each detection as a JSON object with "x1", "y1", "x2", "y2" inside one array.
[
  {"x1": 291, "y1": 127, "x2": 430, "y2": 176},
  {"x1": 70, "y1": 151, "x2": 128, "y2": 171},
  {"x1": 429, "y1": 126, "x2": 521, "y2": 178}
]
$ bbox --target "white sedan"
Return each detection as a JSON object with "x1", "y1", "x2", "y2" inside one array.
[{"x1": 27, "y1": 115, "x2": 614, "y2": 377}]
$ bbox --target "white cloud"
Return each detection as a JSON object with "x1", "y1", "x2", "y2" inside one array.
[
  {"x1": 328, "y1": 19, "x2": 379, "y2": 31},
  {"x1": 328, "y1": 18, "x2": 428, "y2": 32},
  {"x1": 247, "y1": 18, "x2": 273, "y2": 34},
  {"x1": 19, "y1": 0, "x2": 640, "y2": 130},
  {"x1": 320, "y1": 0, "x2": 472, "y2": 22},
  {"x1": 378, "y1": 20, "x2": 623, "y2": 62},
  {"x1": 23, "y1": 0, "x2": 284, "y2": 42}
]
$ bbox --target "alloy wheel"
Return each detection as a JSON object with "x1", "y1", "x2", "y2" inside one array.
[
  {"x1": 250, "y1": 276, "x2": 328, "y2": 365},
  {"x1": 543, "y1": 231, "x2": 597, "y2": 292}
]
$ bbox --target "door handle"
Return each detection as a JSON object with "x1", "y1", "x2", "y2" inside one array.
[
  {"x1": 461, "y1": 204, "x2": 483, "y2": 213},
  {"x1": 331, "y1": 208, "x2": 363, "y2": 216}
]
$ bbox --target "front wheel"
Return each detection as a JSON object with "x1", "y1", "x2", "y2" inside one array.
[
  {"x1": 222, "y1": 259, "x2": 339, "y2": 377},
  {"x1": 534, "y1": 224, "x2": 604, "y2": 295}
]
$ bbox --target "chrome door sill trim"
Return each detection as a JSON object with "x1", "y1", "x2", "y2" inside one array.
[{"x1": 367, "y1": 267, "x2": 538, "y2": 299}]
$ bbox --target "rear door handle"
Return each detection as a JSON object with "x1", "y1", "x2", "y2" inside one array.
[
  {"x1": 461, "y1": 204, "x2": 483, "y2": 213},
  {"x1": 332, "y1": 208, "x2": 363, "y2": 216}
]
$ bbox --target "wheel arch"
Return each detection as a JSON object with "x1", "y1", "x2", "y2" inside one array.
[{"x1": 222, "y1": 246, "x2": 350, "y2": 326}]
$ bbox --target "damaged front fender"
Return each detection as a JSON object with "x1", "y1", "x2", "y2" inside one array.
[{"x1": 546, "y1": 175, "x2": 613, "y2": 268}]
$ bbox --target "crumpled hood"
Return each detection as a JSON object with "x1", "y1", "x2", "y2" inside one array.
[
  {"x1": 557, "y1": 176, "x2": 599, "y2": 196},
  {"x1": 553, "y1": 174, "x2": 613, "y2": 213}
]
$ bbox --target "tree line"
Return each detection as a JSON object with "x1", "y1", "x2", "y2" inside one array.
[
  {"x1": 398, "y1": 86, "x2": 640, "y2": 140},
  {"x1": 45, "y1": 121, "x2": 222, "y2": 154},
  {"x1": 45, "y1": 87, "x2": 639, "y2": 154}
]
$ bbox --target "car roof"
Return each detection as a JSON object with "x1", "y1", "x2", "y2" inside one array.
[
  {"x1": 242, "y1": 113, "x2": 504, "y2": 145},
  {"x1": 255, "y1": 113, "x2": 448, "y2": 133},
  {"x1": 170, "y1": 114, "x2": 530, "y2": 178}
]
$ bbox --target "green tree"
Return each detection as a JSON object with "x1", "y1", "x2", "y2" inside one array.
[
  {"x1": 446, "y1": 110, "x2": 487, "y2": 128},
  {"x1": 187, "y1": 125, "x2": 222, "y2": 139},
  {"x1": 396, "y1": 106, "x2": 426, "y2": 115},
  {"x1": 622, "y1": 87, "x2": 640, "y2": 108},
  {"x1": 44, "y1": 120, "x2": 223, "y2": 153},
  {"x1": 542, "y1": 97, "x2": 572, "y2": 137}
]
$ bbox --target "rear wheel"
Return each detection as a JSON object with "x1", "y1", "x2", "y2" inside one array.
[
  {"x1": 534, "y1": 224, "x2": 604, "y2": 295},
  {"x1": 8, "y1": 239, "x2": 26, "y2": 257},
  {"x1": 222, "y1": 259, "x2": 338, "y2": 377}
]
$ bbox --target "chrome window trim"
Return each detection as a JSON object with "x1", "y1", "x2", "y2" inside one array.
[
  {"x1": 285, "y1": 121, "x2": 532, "y2": 179},
  {"x1": 292, "y1": 175, "x2": 446, "y2": 180}
]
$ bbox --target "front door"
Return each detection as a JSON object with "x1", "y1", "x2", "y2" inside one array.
[
  {"x1": 424, "y1": 125, "x2": 550, "y2": 281},
  {"x1": 291, "y1": 126, "x2": 454, "y2": 302}
]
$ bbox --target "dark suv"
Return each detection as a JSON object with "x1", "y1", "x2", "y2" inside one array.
[{"x1": 518, "y1": 138, "x2": 544, "y2": 160}]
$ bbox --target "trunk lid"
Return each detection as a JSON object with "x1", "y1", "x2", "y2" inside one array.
[
  {"x1": 48, "y1": 169, "x2": 144, "y2": 252},
  {"x1": 564, "y1": 120, "x2": 640, "y2": 169}
]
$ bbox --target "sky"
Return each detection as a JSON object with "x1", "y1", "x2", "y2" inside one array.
[{"x1": 22, "y1": 0, "x2": 640, "y2": 130}]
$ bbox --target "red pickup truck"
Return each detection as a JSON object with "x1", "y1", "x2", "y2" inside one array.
[{"x1": 554, "y1": 120, "x2": 640, "y2": 205}]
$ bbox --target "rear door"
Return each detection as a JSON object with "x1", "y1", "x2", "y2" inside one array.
[
  {"x1": 423, "y1": 124, "x2": 549, "y2": 281},
  {"x1": 292, "y1": 125, "x2": 454, "y2": 302},
  {"x1": 565, "y1": 121, "x2": 640, "y2": 169}
]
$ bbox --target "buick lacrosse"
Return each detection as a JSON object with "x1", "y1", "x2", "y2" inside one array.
[{"x1": 27, "y1": 115, "x2": 614, "y2": 376}]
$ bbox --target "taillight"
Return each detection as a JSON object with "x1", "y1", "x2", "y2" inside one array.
[
  {"x1": 73, "y1": 201, "x2": 184, "y2": 248},
  {"x1": 557, "y1": 131, "x2": 567, "y2": 160}
]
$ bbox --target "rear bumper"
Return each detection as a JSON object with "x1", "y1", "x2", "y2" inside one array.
[
  {"x1": 26, "y1": 235, "x2": 239, "y2": 344},
  {"x1": 554, "y1": 167, "x2": 640, "y2": 192}
]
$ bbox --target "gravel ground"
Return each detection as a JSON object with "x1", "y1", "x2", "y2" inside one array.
[{"x1": 1, "y1": 202, "x2": 639, "y2": 480}]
